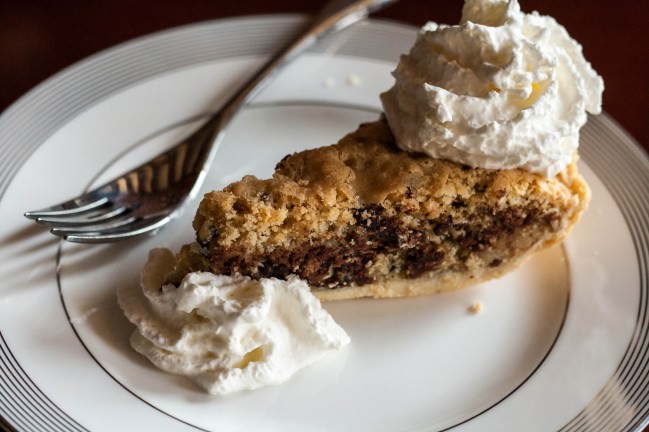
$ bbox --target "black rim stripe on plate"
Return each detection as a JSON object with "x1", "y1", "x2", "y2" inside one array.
[
  {"x1": 587, "y1": 117, "x2": 649, "y2": 432},
  {"x1": 557, "y1": 115, "x2": 649, "y2": 432},
  {"x1": 0, "y1": 16, "x2": 648, "y2": 432},
  {"x1": 0, "y1": 334, "x2": 89, "y2": 432},
  {"x1": 560, "y1": 119, "x2": 641, "y2": 432}
]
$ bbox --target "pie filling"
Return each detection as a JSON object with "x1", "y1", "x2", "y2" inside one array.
[{"x1": 186, "y1": 202, "x2": 560, "y2": 290}]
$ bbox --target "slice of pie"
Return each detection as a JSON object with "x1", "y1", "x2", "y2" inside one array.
[{"x1": 164, "y1": 117, "x2": 589, "y2": 301}]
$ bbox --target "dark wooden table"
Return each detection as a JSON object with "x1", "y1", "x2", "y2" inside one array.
[
  {"x1": 1, "y1": 1, "x2": 648, "y2": 431},
  {"x1": 1, "y1": 0, "x2": 648, "y2": 154}
]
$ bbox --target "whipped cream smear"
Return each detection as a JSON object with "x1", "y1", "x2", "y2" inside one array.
[
  {"x1": 381, "y1": 0, "x2": 604, "y2": 177},
  {"x1": 118, "y1": 248, "x2": 349, "y2": 395}
]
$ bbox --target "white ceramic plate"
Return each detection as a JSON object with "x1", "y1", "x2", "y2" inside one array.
[{"x1": 1, "y1": 16, "x2": 648, "y2": 432}]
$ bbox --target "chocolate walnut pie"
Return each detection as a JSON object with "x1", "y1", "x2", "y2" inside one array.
[{"x1": 164, "y1": 118, "x2": 589, "y2": 301}]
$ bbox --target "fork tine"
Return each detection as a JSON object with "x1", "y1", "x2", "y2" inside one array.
[
  {"x1": 24, "y1": 196, "x2": 110, "y2": 219},
  {"x1": 33, "y1": 204, "x2": 131, "y2": 227},
  {"x1": 50, "y1": 213, "x2": 137, "y2": 236},
  {"x1": 51, "y1": 215, "x2": 171, "y2": 243}
]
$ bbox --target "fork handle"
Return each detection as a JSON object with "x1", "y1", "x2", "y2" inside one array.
[
  {"x1": 215, "y1": 0, "x2": 397, "y2": 128},
  {"x1": 189, "y1": 0, "x2": 397, "y2": 196}
]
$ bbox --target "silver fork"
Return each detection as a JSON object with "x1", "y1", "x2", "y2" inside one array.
[{"x1": 24, "y1": 0, "x2": 397, "y2": 243}]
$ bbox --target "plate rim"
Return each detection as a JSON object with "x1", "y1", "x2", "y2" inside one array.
[{"x1": 0, "y1": 14, "x2": 648, "y2": 432}]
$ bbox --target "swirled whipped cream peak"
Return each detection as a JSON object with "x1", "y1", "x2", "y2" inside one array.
[
  {"x1": 380, "y1": 0, "x2": 604, "y2": 177},
  {"x1": 117, "y1": 248, "x2": 350, "y2": 395}
]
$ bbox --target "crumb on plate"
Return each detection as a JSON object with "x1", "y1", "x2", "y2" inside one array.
[{"x1": 469, "y1": 301, "x2": 484, "y2": 314}]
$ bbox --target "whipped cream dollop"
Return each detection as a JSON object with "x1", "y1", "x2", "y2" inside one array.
[
  {"x1": 117, "y1": 248, "x2": 350, "y2": 395},
  {"x1": 380, "y1": 0, "x2": 604, "y2": 177}
]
